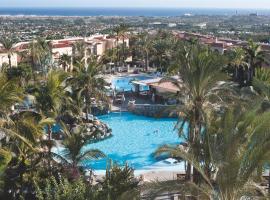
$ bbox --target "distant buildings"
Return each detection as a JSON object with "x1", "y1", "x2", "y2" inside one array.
[
  {"x1": 0, "y1": 30, "x2": 269, "y2": 70},
  {"x1": 175, "y1": 31, "x2": 270, "y2": 58},
  {"x1": 249, "y1": 13, "x2": 258, "y2": 17},
  {"x1": 0, "y1": 34, "x2": 130, "y2": 69}
]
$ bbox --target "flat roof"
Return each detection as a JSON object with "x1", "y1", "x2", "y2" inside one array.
[
  {"x1": 132, "y1": 77, "x2": 162, "y2": 86},
  {"x1": 150, "y1": 82, "x2": 180, "y2": 93},
  {"x1": 132, "y1": 76, "x2": 182, "y2": 93}
]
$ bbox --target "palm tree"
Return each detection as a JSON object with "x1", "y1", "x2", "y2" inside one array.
[
  {"x1": 119, "y1": 24, "x2": 129, "y2": 65},
  {"x1": 0, "y1": 112, "x2": 55, "y2": 199},
  {"x1": 98, "y1": 160, "x2": 139, "y2": 200},
  {"x1": 101, "y1": 48, "x2": 118, "y2": 73},
  {"x1": 152, "y1": 38, "x2": 164, "y2": 72},
  {"x1": 34, "y1": 70, "x2": 68, "y2": 119},
  {"x1": 0, "y1": 148, "x2": 12, "y2": 197},
  {"x1": 39, "y1": 38, "x2": 53, "y2": 74},
  {"x1": 3, "y1": 111, "x2": 54, "y2": 168},
  {"x1": 113, "y1": 24, "x2": 129, "y2": 66},
  {"x1": 168, "y1": 44, "x2": 228, "y2": 182},
  {"x1": 253, "y1": 68, "x2": 270, "y2": 101},
  {"x1": 72, "y1": 41, "x2": 87, "y2": 66},
  {"x1": 154, "y1": 107, "x2": 270, "y2": 200},
  {"x1": 34, "y1": 68, "x2": 69, "y2": 141},
  {"x1": 229, "y1": 47, "x2": 248, "y2": 85},
  {"x1": 113, "y1": 25, "x2": 122, "y2": 65},
  {"x1": 136, "y1": 33, "x2": 153, "y2": 71},
  {"x1": 28, "y1": 38, "x2": 52, "y2": 79},
  {"x1": 54, "y1": 126, "x2": 105, "y2": 179},
  {"x1": 59, "y1": 54, "x2": 71, "y2": 71},
  {"x1": 69, "y1": 56, "x2": 107, "y2": 121},
  {"x1": 0, "y1": 37, "x2": 17, "y2": 68},
  {"x1": 33, "y1": 69, "x2": 69, "y2": 171},
  {"x1": 152, "y1": 37, "x2": 172, "y2": 73},
  {"x1": 0, "y1": 73, "x2": 22, "y2": 122},
  {"x1": 244, "y1": 39, "x2": 265, "y2": 83}
]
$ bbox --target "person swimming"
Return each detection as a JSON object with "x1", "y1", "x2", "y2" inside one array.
[{"x1": 146, "y1": 130, "x2": 159, "y2": 136}]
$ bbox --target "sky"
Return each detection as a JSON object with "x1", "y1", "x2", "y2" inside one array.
[{"x1": 1, "y1": 0, "x2": 270, "y2": 9}]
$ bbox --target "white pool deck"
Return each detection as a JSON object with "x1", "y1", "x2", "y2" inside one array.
[
  {"x1": 93, "y1": 163, "x2": 270, "y2": 183},
  {"x1": 94, "y1": 161, "x2": 186, "y2": 182}
]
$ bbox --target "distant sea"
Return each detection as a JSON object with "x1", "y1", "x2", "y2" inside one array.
[{"x1": 0, "y1": 7, "x2": 270, "y2": 17}]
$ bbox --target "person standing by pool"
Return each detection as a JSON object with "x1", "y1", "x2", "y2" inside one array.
[
  {"x1": 151, "y1": 92, "x2": 156, "y2": 103},
  {"x1": 121, "y1": 93, "x2": 125, "y2": 103}
]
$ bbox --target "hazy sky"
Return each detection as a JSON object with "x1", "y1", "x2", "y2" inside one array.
[{"x1": 1, "y1": 0, "x2": 270, "y2": 9}]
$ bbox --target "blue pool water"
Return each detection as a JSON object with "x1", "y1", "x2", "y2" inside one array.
[
  {"x1": 112, "y1": 75, "x2": 152, "y2": 92},
  {"x1": 82, "y1": 112, "x2": 183, "y2": 170}
]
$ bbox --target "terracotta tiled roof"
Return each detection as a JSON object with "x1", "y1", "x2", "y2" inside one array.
[
  {"x1": 150, "y1": 82, "x2": 180, "y2": 93},
  {"x1": 52, "y1": 43, "x2": 72, "y2": 48}
]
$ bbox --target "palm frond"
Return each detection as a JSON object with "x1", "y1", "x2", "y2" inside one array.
[{"x1": 77, "y1": 149, "x2": 105, "y2": 162}]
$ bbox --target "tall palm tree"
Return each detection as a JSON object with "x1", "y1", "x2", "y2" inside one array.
[
  {"x1": 33, "y1": 69, "x2": 69, "y2": 171},
  {"x1": 229, "y1": 47, "x2": 248, "y2": 85},
  {"x1": 154, "y1": 107, "x2": 270, "y2": 200},
  {"x1": 244, "y1": 39, "x2": 265, "y2": 83},
  {"x1": 101, "y1": 48, "x2": 118, "y2": 73},
  {"x1": 34, "y1": 70, "x2": 68, "y2": 119},
  {"x1": 0, "y1": 112, "x2": 55, "y2": 199},
  {"x1": 3, "y1": 111, "x2": 54, "y2": 169},
  {"x1": 152, "y1": 37, "x2": 173, "y2": 73},
  {"x1": 119, "y1": 24, "x2": 129, "y2": 65},
  {"x1": 72, "y1": 41, "x2": 87, "y2": 66},
  {"x1": 113, "y1": 24, "x2": 129, "y2": 66},
  {"x1": 0, "y1": 73, "x2": 22, "y2": 122},
  {"x1": 136, "y1": 32, "x2": 153, "y2": 71},
  {"x1": 38, "y1": 38, "x2": 53, "y2": 74},
  {"x1": 59, "y1": 54, "x2": 71, "y2": 71},
  {"x1": 168, "y1": 45, "x2": 227, "y2": 182},
  {"x1": 28, "y1": 38, "x2": 52, "y2": 79},
  {"x1": 0, "y1": 37, "x2": 17, "y2": 68},
  {"x1": 113, "y1": 25, "x2": 122, "y2": 65},
  {"x1": 102, "y1": 48, "x2": 118, "y2": 64},
  {"x1": 69, "y1": 56, "x2": 107, "y2": 121}
]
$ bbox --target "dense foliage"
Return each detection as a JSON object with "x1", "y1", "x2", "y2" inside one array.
[{"x1": 0, "y1": 31, "x2": 270, "y2": 200}]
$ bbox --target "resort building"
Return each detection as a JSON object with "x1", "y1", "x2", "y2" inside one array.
[
  {"x1": 0, "y1": 34, "x2": 130, "y2": 69},
  {"x1": 132, "y1": 76, "x2": 181, "y2": 104}
]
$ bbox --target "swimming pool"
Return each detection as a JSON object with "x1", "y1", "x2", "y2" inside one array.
[
  {"x1": 81, "y1": 112, "x2": 184, "y2": 170},
  {"x1": 111, "y1": 75, "x2": 152, "y2": 92}
]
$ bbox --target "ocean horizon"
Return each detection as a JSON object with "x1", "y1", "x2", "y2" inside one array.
[{"x1": 0, "y1": 7, "x2": 270, "y2": 17}]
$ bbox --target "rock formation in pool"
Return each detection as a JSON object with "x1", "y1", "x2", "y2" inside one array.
[
  {"x1": 80, "y1": 120, "x2": 112, "y2": 141},
  {"x1": 56, "y1": 112, "x2": 112, "y2": 141}
]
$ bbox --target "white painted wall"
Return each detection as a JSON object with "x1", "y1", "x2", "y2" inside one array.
[
  {"x1": 0, "y1": 53, "x2": 18, "y2": 68},
  {"x1": 52, "y1": 47, "x2": 73, "y2": 57}
]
